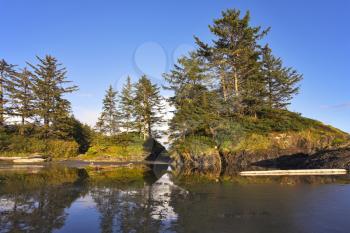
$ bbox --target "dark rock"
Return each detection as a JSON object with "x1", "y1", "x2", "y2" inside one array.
[
  {"x1": 302, "y1": 148, "x2": 350, "y2": 169},
  {"x1": 250, "y1": 148, "x2": 350, "y2": 170}
]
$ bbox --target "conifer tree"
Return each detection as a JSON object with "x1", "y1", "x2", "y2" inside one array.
[
  {"x1": 0, "y1": 59, "x2": 16, "y2": 126},
  {"x1": 261, "y1": 45, "x2": 302, "y2": 109},
  {"x1": 7, "y1": 68, "x2": 35, "y2": 134},
  {"x1": 28, "y1": 55, "x2": 78, "y2": 139},
  {"x1": 119, "y1": 76, "x2": 134, "y2": 133},
  {"x1": 96, "y1": 85, "x2": 120, "y2": 136},
  {"x1": 195, "y1": 9, "x2": 269, "y2": 115},
  {"x1": 164, "y1": 8, "x2": 304, "y2": 145},
  {"x1": 163, "y1": 52, "x2": 218, "y2": 139},
  {"x1": 134, "y1": 76, "x2": 163, "y2": 139}
]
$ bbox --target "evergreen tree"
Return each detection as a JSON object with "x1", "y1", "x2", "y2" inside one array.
[
  {"x1": 261, "y1": 45, "x2": 303, "y2": 109},
  {"x1": 195, "y1": 9, "x2": 269, "y2": 115},
  {"x1": 164, "y1": 52, "x2": 219, "y2": 139},
  {"x1": 165, "y1": 8, "x2": 304, "y2": 147},
  {"x1": 7, "y1": 68, "x2": 35, "y2": 134},
  {"x1": 28, "y1": 55, "x2": 78, "y2": 139},
  {"x1": 96, "y1": 85, "x2": 120, "y2": 136},
  {"x1": 0, "y1": 59, "x2": 16, "y2": 126},
  {"x1": 134, "y1": 76, "x2": 163, "y2": 139},
  {"x1": 119, "y1": 76, "x2": 135, "y2": 133}
]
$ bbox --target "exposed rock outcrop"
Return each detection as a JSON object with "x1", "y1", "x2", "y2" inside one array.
[{"x1": 174, "y1": 130, "x2": 350, "y2": 172}]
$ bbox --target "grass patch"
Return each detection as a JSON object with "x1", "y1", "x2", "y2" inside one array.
[
  {"x1": 82, "y1": 133, "x2": 149, "y2": 160},
  {"x1": 173, "y1": 110, "x2": 349, "y2": 156}
]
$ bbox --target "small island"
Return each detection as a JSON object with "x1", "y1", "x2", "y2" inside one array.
[
  {"x1": 1, "y1": 2, "x2": 350, "y2": 233},
  {"x1": 1, "y1": 9, "x2": 349, "y2": 173}
]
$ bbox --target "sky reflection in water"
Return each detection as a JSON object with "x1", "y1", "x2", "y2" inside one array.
[{"x1": 1, "y1": 164, "x2": 350, "y2": 233}]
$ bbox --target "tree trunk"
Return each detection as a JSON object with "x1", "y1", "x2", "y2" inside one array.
[
  {"x1": 143, "y1": 128, "x2": 147, "y2": 140},
  {"x1": 234, "y1": 72, "x2": 239, "y2": 96},
  {"x1": 268, "y1": 78, "x2": 273, "y2": 108},
  {"x1": 147, "y1": 120, "x2": 152, "y2": 138},
  {"x1": 0, "y1": 78, "x2": 4, "y2": 126},
  {"x1": 44, "y1": 116, "x2": 49, "y2": 139},
  {"x1": 219, "y1": 71, "x2": 228, "y2": 101},
  {"x1": 20, "y1": 116, "x2": 25, "y2": 135}
]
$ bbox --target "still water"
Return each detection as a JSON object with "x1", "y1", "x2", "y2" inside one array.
[{"x1": 1, "y1": 163, "x2": 350, "y2": 233}]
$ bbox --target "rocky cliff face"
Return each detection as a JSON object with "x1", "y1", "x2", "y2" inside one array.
[
  {"x1": 173, "y1": 129, "x2": 350, "y2": 171},
  {"x1": 175, "y1": 149, "x2": 222, "y2": 173}
]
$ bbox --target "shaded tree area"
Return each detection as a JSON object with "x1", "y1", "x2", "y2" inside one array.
[{"x1": 0, "y1": 56, "x2": 93, "y2": 157}]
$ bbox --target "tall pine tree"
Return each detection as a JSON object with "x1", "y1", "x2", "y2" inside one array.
[
  {"x1": 163, "y1": 52, "x2": 220, "y2": 139},
  {"x1": 0, "y1": 59, "x2": 16, "y2": 126},
  {"x1": 119, "y1": 76, "x2": 135, "y2": 133},
  {"x1": 7, "y1": 67, "x2": 35, "y2": 135},
  {"x1": 134, "y1": 76, "x2": 164, "y2": 139},
  {"x1": 195, "y1": 9, "x2": 269, "y2": 116},
  {"x1": 28, "y1": 55, "x2": 78, "y2": 139},
  {"x1": 96, "y1": 85, "x2": 120, "y2": 136},
  {"x1": 261, "y1": 45, "x2": 302, "y2": 109},
  {"x1": 165, "y1": 8, "x2": 304, "y2": 146}
]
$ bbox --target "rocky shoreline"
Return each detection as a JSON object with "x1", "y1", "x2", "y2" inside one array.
[{"x1": 174, "y1": 147, "x2": 350, "y2": 175}]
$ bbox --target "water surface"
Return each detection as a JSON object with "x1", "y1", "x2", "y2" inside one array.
[{"x1": 1, "y1": 164, "x2": 350, "y2": 233}]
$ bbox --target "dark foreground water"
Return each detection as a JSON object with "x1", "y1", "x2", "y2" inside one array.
[{"x1": 1, "y1": 164, "x2": 350, "y2": 233}]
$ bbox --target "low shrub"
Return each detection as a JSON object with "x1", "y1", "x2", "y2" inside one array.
[
  {"x1": 84, "y1": 132, "x2": 147, "y2": 159},
  {"x1": 173, "y1": 135, "x2": 217, "y2": 157},
  {"x1": 0, "y1": 134, "x2": 79, "y2": 158}
]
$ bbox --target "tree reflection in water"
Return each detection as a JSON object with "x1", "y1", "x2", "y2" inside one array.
[
  {"x1": 0, "y1": 164, "x2": 188, "y2": 233},
  {"x1": 3, "y1": 164, "x2": 348, "y2": 233},
  {"x1": 90, "y1": 165, "x2": 188, "y2": 233},
  {"x1": 0, "y1": 167, "x2": 88, "y2": 233}
]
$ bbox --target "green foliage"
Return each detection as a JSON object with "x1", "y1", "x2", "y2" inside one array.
[
  {"x1": 28, "y1": 55, "x2": 78, "y2": 139},
  {"x1": 172, "y1": 135, "x2": 217, "y2": 158},
  {"x1": 261, "y1": 45, "x2": 302, "y2": 109},
  {"x1": 95, "y1": 85, "x2": 120, "y2": 135},
  {"x1": 172, "y1": 109, "x2": 349, "y2": 156},
  {"x1": 84, "y1": 132, "x2": 146, "y2": 159},
  {"x1": 0, "y1": 128, "x2": 11, "y2": 149},
  {"x1": 119, "y1": 76, "x2": 135, "y2": 133},
  {"x1": 133, "y1": 75, "x2": 164, "y2": 139},
  {"x1": 67, "y1": 117, "x2": 93, "y2": 153},
  {"x1": 239, "y1": 109, "x2": 342, "y2": 134},
  {"x1": 0, "y1": 135, "x2": 79, "y2": 158},
  {"x1": 0, "y1": 59, "x2": 16, "y2": 126},
  {"x1": 6, "y1": 67, "x2": 35, "y2": 134},
  {"x1": 164, "y1": 52, "x2": 221, "y2": 140},
  {"x1": 1, "y1": 56, "x2": 78, "y2": 139},
  {"x1": 164, "y1": 8, "x2": 310, "y2": 154},
  {"x1": 195, "y1": 9, "x2": 271, "y2": 116}
]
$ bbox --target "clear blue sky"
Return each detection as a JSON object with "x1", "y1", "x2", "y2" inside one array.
[{"x1": 1, "y1": 0, "x2": 349, "y2": 132}]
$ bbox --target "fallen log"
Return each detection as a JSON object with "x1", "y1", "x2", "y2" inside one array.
[
  {"x1": 13, "y1": 158, "x2": 47, "y2": 164},
  {"x1": 240, "y1": 169, "x2": 348, "y2": 176}
]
